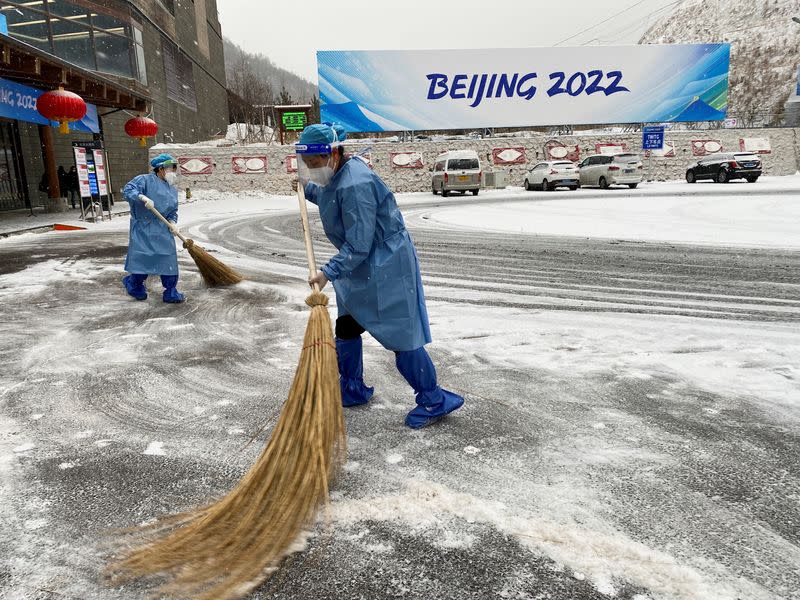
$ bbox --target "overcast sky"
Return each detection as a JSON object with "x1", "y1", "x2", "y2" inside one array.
[{"x1": 216, "y1": 0, "x2": 681, "y2": 83}]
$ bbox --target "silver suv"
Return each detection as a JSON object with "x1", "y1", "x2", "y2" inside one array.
[{"x1": 578, "y1": 153, "x2": 643, "y2": 189}]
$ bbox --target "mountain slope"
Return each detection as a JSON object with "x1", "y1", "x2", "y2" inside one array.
[
  {"x1": 640, "y1": 0, "x2": 798, "y2": 125},
  {"x1": 223, "y1": 38, "x2": 317, "y2": 104}
]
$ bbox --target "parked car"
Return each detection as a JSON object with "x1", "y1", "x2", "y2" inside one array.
[
  {"x1": 431, "y1": 150, "x2": 481, "y2": 197},
  {"x1": 685, "y1": 152, "x2": 762, "y2": 183},
  {"x1": 524, "y1": 161, "x2": 579, "y2": 191},
  {"x1": 578, "y1": 153, "x2": 643, "y2": 189}
]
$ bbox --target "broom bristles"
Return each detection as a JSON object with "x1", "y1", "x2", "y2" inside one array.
[
  {"x1": 108, "y1": 291, "x2": 344, "y2": 600},
  {"x1": 184, "y1": 238, "x2": 244, "y2": 287}
]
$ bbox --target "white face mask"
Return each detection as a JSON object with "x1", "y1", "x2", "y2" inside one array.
[
  {"x1": 306, "y1": 165, "x2": 335, "y2": 187},
  {"x1": 164, "y1": 171, "x2": 178, "y2": 186}
]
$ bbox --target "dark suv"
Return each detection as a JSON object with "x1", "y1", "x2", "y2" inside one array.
[{"x1": 685, "y1": 152, "x2": 762, "y2": 184}]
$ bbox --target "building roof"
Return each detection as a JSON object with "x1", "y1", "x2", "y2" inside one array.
[{"x1": 0, "y1": 34, "x2": 150, "y2": 112}]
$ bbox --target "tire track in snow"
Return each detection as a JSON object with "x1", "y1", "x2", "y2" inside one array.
[{"x1": 205, "y1": 208, "x2": 800, "y2": 324}]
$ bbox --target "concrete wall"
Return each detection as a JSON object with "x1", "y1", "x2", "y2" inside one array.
[{"x1": 151, "y1": 127, "x2": 800, "y2": 194}]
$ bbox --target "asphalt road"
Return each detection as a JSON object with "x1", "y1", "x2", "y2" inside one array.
[{"x1": 1, "y1": 192, "x2": 798, "y2": 600}]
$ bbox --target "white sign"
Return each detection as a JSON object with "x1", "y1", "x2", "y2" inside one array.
[
  {"x1": 739, "y1": 138, "x2": 771, "y2": 154},
  {"x1": 73, "y1": 147, "x2": 91, "y2": 198},
  {"x1": 92, "y1": 150, "x2": 108, "y2": 196},
  {"x1": 645, "y1": 140, "x2": 676, "y2": 158},
  {"x1": 597, "y1": 143, "x2": 627, "y2": 155}
]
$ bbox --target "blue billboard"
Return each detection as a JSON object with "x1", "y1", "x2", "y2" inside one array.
[
  {"x1": 0, "y1": 77, "x2": 100, "y2": 133},
  {"x1": 319, "y1": 44, "x2": 730, "y2": 132}
]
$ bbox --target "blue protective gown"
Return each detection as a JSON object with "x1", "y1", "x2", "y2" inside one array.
[
  {"x1": 123, "y1": 174, "x2": 179, "y2": 276},
  {"x1": 305, "y1": 158, "x2": 432, "y2": 352}
]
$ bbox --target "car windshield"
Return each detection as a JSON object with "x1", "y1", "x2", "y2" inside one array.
[
  {"x1": 448, "y1": 159, "x2": 479, "y2": 170},
  {"x1": 553, "y1": 162, "x2": 574, "y2": 166},
  {"x1": 614, "y1": 154, "x2": 639, "y2": 161},
  {"x1": 734, "y1": 154, "x2": 759, "y2": 161}
]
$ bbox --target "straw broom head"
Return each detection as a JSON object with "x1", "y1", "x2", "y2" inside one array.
[
  {"x1": 183, "y1": 238, "x2": 244, "y2": 287},
  {"x1": 108, "y1": 290, "x2": 344, "y2": 600}
]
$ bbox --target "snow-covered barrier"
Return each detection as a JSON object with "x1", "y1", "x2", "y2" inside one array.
[{"x1": 151, "y1": 127, "x2": 800, "y2": 194}]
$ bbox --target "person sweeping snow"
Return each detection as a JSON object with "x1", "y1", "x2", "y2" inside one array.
[
  {"x1": 121, "y1": 153, "x2": 185, "y2": 303},
  {"x1": 296, "y1": 123, "x2": 464, "y2": 428}
]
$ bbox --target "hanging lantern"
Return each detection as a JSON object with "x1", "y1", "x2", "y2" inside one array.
[
  {"x1": 37, "y1": 87, "x2": 87, "y2": 134},
  {"x1": 125, "y1": 116, "x2": 159, "y2": 147}
]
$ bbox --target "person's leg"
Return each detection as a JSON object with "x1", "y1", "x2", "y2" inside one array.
[
  {"x1": 395, "y1": 347, "x2": 464, "y2": 429},
  {"x1": 161, "y1": 274, "x2": 185, "y2": 303},
  {"x1": 122, "y1": 274, "x2": 148, "y2": 300},
  {"x1": 335, "y1": 315, "x2": 374, "y2": 407}
]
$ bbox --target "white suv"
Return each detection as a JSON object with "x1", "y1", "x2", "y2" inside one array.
[
  {"x1": 579, "y1": 153, "x2": 643, "y2": 189},
  {"x1": 524, "y1": 161, "x2": 579, "y2": 191}
]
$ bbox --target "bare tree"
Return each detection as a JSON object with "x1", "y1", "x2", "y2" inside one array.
[{"x1": 226, "y1": 46, "x2": 275, "y2": 143}]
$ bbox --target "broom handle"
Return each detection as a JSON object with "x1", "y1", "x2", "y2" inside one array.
[
  {"x1": 140, "y1": 195, "x2": 187, "y2": 243},
  {"x1": 296, "y1": 184, "x2": 320, "y2": 292}
]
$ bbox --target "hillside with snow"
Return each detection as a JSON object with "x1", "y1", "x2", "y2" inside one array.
[{"x1": 640, "y1": 0, "x2": 798, "y2": 126}]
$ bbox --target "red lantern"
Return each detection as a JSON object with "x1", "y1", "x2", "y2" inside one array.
[
  {"x1": 125, "y1": 116, "x2": 159, "y2": 147},
  {"x1": 37, "y1": 87, "x2": 87, "y2": 134}
]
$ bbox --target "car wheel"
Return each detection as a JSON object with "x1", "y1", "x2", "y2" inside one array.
[
  {"x1": 599, "y1": 177, "x2": 609, "y2": 189},
  {"x1": 569, "y1": 186, "x2": 578, "y2": 191},
  {"x1": 628, "y1": 183, "x2": 638, "y2": 189},
  {"x1": 471, "y1": 189, "x2": 479, "y2": 196},
  {"x1": 686, "y1": 170, "x2": 696, "y2": 183},
  {"x1": 524, "y1": 179, "x2": 532, "y2": 191},
  {"x1": 432, "y1": 184, "x2": 439, "y2": 195},
  {"x1": 747, "y1": 176, "x2": 759, "y2": 183},
  {"x1": 716, "y1": 169, "x2": 728, "y2": 183},
  {"x1": 542, "y1": 179, "x2": 550, "y2": 191},
  {"x1": 442, "y1": 186, "x2": 450, "y2": 197}
]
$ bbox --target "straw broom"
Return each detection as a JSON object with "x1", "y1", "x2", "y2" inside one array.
[
  {"x1": 108, "y1": 186, "x2": 345, "y2": 599},
  {"x1": 141, "y1": 195, "x2": 243, "y2": 286}
]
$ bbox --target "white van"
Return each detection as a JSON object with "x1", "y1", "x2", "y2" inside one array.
[{"x1": 431, "y1": 150, "x2": 481, "y2": 197}]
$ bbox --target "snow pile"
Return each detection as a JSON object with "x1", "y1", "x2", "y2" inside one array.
[
  {"x1": 332, "y1": 478, "x2": 739, "y2": 600},
  {"x1": 224, "y1": 122, "x2": 277, "y2": 145},
  {"x1": 152, "y1": 123, "x2": 278, "y2": 150}
]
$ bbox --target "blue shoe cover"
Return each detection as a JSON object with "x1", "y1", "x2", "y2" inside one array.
[
  {"x1": 396, "y1": 347, "x2": 464, "y2": 429},
  {"x1": 405, "y1": 389, "x2": 464, "y2": 429},
  {"x1": 122, "y1": 274, "x2": 147, "y2": 300},
  {"x1": 161, "y1": 275, "x2": 185, "y2": 303},
  {"x1": 336, "y1": 337, "x2": 374, "y2": 407},
  {"x1": 162, "y1": 287, "x2": 185, "y2": 303}
]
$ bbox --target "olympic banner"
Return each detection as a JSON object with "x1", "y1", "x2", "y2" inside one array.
[
  {"x1": 0, "y1": 77, "x2": 100, "y2": 133},
  {"x1": 318, "y1": 44, "x2": 730, "y2": 132}
]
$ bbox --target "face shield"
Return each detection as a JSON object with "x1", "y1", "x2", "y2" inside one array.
[{"x1": 295, "y1": 142, "x2": 339, "y2": 188}]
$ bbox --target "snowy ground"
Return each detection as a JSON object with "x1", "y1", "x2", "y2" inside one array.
[{"x1": 1, "y1": 179, "x2": 799, "y2": 600}]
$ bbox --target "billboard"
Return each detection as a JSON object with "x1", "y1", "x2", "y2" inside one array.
[
  {"x1": 319, "y1": 44, "x2": 730, "y2": 132},
  {"x1": 0, "y1": 77, "x2": 100, "y2": 133}
]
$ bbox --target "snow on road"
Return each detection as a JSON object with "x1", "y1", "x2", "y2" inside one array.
[
  {"x1": 406, "y1": 176, "x2": 800, "y2": 248},
  {"x1": 1, "y1": 178, "x2": 799, "y2": 600}
]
